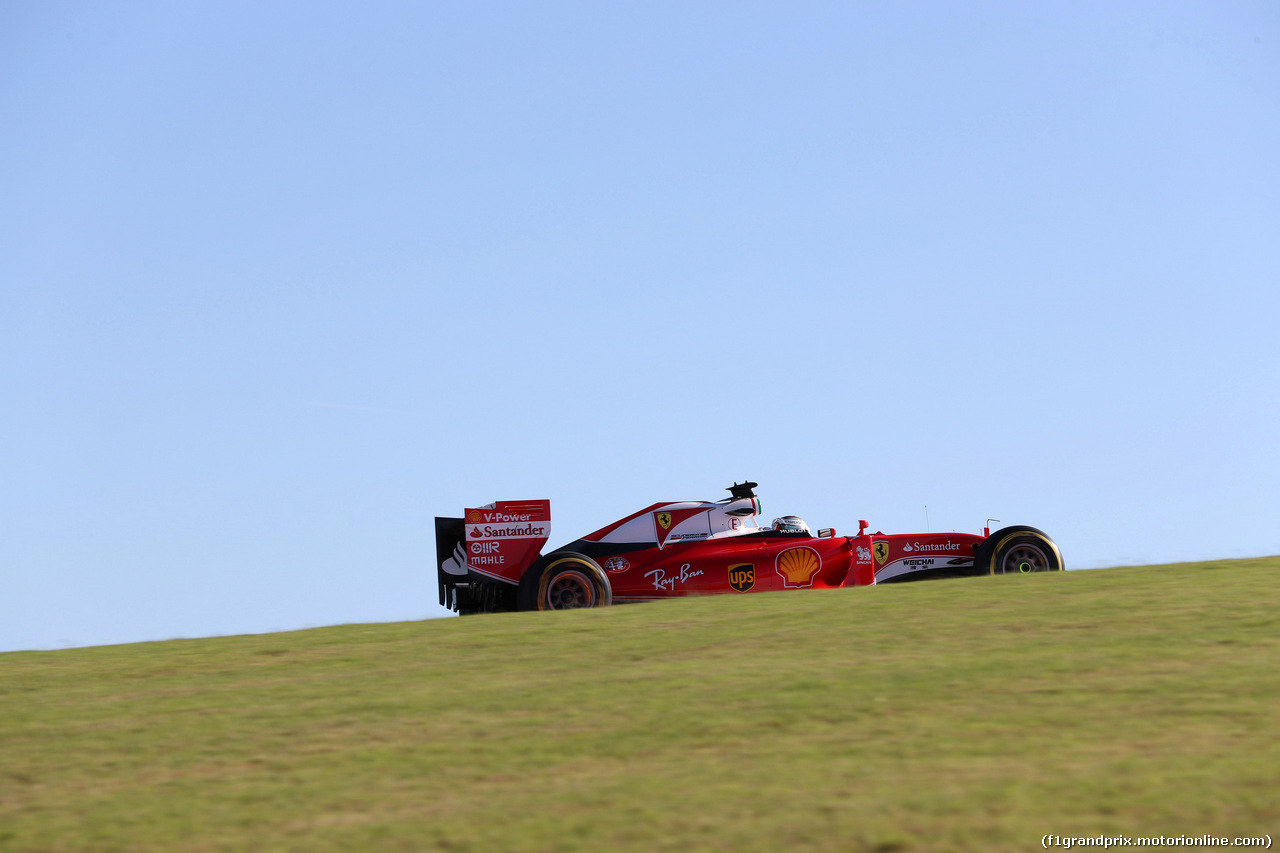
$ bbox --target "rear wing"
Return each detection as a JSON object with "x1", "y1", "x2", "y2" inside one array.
[
  {"x1": 435, "y1": 499, "x2": 551, "y2": 613},
  {"x1": 434, "y1": 515, "x2": 466, "y2": 609}
]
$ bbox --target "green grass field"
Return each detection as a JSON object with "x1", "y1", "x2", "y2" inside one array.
[{"x1": 2, "y1": 558, "x2": 1277, "y2": 852}]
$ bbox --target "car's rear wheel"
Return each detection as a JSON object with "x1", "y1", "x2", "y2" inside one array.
[
  {"x1": 517, "y1": 553, "x2": 612, "y2": 611},
  {"x1": 977, "y1": 526, "x2": 1064, "y2": 575}
]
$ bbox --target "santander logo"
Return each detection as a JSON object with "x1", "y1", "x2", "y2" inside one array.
[{"x1": 902, "y1": 541, "x2": 961, "y2": 553}]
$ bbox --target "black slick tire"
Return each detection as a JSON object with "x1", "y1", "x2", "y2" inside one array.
[
  {"x1": 976, "y1": 526, "x2": 1064, "y2": 575},
  {"x1": 517, "y1": 553, "x2": 612, "y2": 612}
]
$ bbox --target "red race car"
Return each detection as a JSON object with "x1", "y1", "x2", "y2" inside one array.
[{"x1": 435, "y1": 481, "x2": 1063, "y2": 613}]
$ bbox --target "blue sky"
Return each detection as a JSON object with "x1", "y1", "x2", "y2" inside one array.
[{"x1": 3, "y1": 2, "x2": 1277, "y2": 652}]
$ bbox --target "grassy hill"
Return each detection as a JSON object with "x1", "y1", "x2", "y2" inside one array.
[{"x1": 2, "y1": 558, "x2": 1277, "y2": 852}]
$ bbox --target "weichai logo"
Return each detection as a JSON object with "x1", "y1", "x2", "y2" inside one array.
[{"x1": 728, "y1": 563, "x2": 755, "y2": 592}]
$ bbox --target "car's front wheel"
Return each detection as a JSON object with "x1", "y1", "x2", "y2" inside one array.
[
  {"x1": 977, "y1": 526, "x2": 1064, "y2": 575},
  {"x1": 517, "y1": 553, "x2": 612, "y2": 611}
]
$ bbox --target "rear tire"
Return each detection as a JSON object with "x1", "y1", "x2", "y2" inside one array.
[
  {"x1": 976, "y1": 526, "x2": 1064, "y2": 575},
  {"x1": 517, "y1": 553, "x2": 612, "y2": 611}
]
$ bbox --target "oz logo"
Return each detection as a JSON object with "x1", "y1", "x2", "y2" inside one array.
[
  {"x1": 656, "y1": 512, "x2": 673, "y2": 530},
  {"x1": 873, "y1": 541, "x2": 890, "y2": 566}
]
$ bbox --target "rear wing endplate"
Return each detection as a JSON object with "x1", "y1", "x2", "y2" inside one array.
[{"x1": 435, "y1": 499, "x2": 551, "y2": 612}]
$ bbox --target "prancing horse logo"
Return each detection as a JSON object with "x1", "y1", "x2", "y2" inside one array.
[
  {"x1": 873, "y1": 541, "x2": 890, "y2": 566},
  {"x1": 656, "y1": 512, "x2": 673, "y2": 530}
]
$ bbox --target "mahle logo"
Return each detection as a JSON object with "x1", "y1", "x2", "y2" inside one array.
[
  {"x1": 656, "y1": 512, "x2": 673, "y2": 530},
  {"x1": 728, "y1": 563, "x2": 755, "y2": 592},
  {"x1": 873, "y1": 541, "x2": 890, "y2": 566}
]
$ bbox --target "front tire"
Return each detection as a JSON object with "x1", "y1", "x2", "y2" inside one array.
[
  {"x1": 517, "y1": 553, "x2": 612, "y2": 611},
  {"x1": 977, "y1": 526, "x2": 1064, "y2": 575}
]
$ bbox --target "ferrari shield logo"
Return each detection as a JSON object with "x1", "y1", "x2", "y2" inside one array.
[
  {"x1": 728, "y1": 563, "x2": 755, "y2": 593},
  {"x1": 656, "y1": 512, "x2": 673, "y2": 530},
  {"x1": 873, "y1": 541, "x2": 890, "y2": 566}
]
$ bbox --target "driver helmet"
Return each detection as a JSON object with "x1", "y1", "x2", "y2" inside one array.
[{"x1": 772, "y1": 516, "x2": 810, "y2": 535}]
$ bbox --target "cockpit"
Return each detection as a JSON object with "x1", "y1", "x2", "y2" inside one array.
[{"x1": 586, "y1": 480, "x2": 807, "y2": 547}]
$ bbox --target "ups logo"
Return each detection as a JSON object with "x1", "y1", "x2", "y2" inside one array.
[{"x1": 728, "y1": 563, "x2": 755, "y2": 593}]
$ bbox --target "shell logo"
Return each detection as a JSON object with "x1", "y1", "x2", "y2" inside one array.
[
  {"x1": 469, "y1": 510, "x2": 481, "y2": 523},
  {"x1": 775, "y1": 546, "x2": 822, "y2": 588}
]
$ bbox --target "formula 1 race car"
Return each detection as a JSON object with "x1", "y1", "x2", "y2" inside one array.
[{"x1": 434, "y1": 481, "x2": 1063, "y2": 614}]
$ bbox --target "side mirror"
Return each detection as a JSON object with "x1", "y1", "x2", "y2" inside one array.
[{"x1": 858, "y1": 519, "x2": 869, "y2": 536}]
